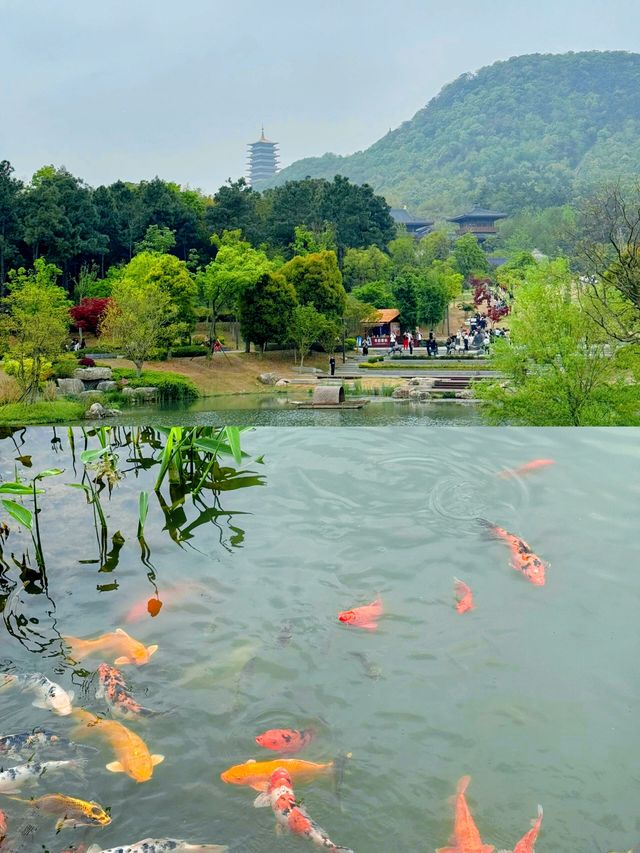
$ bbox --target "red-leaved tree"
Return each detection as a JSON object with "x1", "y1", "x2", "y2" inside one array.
[{"x1": 69, "y1": 297, "x2": 111, "y2": 335}]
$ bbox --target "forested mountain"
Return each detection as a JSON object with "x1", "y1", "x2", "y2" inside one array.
[{"x1": 271, "y1": 51, "x2": 640, "y2": 217}]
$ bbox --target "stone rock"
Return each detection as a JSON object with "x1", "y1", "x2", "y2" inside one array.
[
  {"x1": 457, "y1": 389, "x2": 475, "y2": 399},
  {"x1": 275, "y1": 379, "x2": 289, "y2": 386},
  {"x1": 57, "y1": 378, "x2": 85, "y2": 395},
  {"x1": 74, "y1": 367, "x2": 113, "y2": 381},
  {"x1": 85, "y1": 402, "x2": 121, "y2": 419},
  {"x1": 80, "y1": 390, "x2": 103, "y2": 398},
  {"x1": 292, "y1": 366, "x2": 323, "y2": 374},
  {"x1": 409, "y1": 389, "x2": 431, "y2": 401},
  {"x1": 122, "y1": 386, "x2": 159, "y2": 400},
  {"x1": 96, "y1": 380, "x2": 118, "y2": 392},
  {"x1": 258, "y1": 372, "x2": 279, "y2": 385},
  {"x1": 392, "y1": 386, "x2": 411, "y2": 399}
]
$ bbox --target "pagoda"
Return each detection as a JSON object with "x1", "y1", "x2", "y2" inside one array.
[
  {"x1": 247, "y1": 127, "x2": 279, "y2": 186},
  {"x1": 390, "y1": 207, "x2": 434, "y2": 239},
  {"x1": 447, "y1": 206, "x2": 508, "y2": 243}
]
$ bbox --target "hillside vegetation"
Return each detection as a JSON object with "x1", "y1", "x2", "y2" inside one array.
[{"x1": 272, "y1": 52, "x2": 640, "y2": 216}]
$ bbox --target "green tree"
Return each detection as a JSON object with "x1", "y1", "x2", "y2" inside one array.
[
  {"x1": 238, "y1": 272, "x2": 297, "y2": 352},
  {"x1": 204, "y1": 179, "x2": 263, "y2": 246},
  {"x1": 0, "y1": 259, "x2": 70, "y2": 401},
  {"x1": 135, "y1": 224, "x2": 177, "y2": 255},
  {"x1": 388, "y1": 234, "x2": 418, "y2": 275},
  {"x1": 419, "y1": 231, "x2": 451, "y2": 265},
  {"x1": 453, "y1": 234, "x2": 489, "y2": 278},
  {"x1": 197, "y1": 230, "x2": 273, "y2": 341},
  {"x1": 287, "y1": 304, "x2": 325, "y2": 366},
  {"x1": 342, "y1": 294, "x2": 379, "y2": 338},
  {"x1": 415, "y1": 261, "x2": 462, "y2": 328},
  {"x1": 280, "y1": 251, "x2": 346, "y2": 317},
  {"x1": 351, "y1": 280, "x2": 395, "y2": 309},
  {"x1": 476, "y1": 260, "x2": 635, "y2": 425},
  {"x1": 100, "y1": 279, "x2": 174, "y2": 376},
  {"x1": 391, "y1": 273, "x2": 419, "y2": 330},
  {"x1": 342, "y1": 246, "x2": 391, "y2": 290},
  {"x1": 291, "y1": 224, "x2": 335, "y2": 256},
  {"x1": 0, "y1": 161, "x2": 23, "y2": 291}
]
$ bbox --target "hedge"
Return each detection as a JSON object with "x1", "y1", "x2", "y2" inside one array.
[
  {"x1": 111, "y1": 368, "x2": 199, "y2": 401},
  {"x1": 359, "y1": 362, "x2": 495, "y2": 371}
]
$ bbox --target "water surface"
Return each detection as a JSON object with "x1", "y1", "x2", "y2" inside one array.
[{"x1": 0, "y1": 428, "x2": 638, "y2": 852}]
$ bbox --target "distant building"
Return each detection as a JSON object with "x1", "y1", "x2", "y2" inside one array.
[
  {"x1": 447, "y1": 206, "x2": 508, "y2": 243},
  {"x1": 247, "y1": 127, "x2": 279, "y2": 186},
  {"x1": 390, "y1": 207, "x2": 434, "y2": 239}
]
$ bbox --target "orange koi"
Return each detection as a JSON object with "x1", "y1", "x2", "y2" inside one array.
[
  {"x1": 437, "y1": 776, "x2": 494, "y2": 853},
  {"x1": 499, "y1": 805, "x2": 543, "y2": 853},
  {"x1": 337, "y1": 597, "x2": 383, "y2": 631},
  {"x1": 64, "y1": 628, "x2": 158, "y2": 666},
  {"x1": 0, "y1": 809, "x2": 6, "y2": 845},
  {"x1": 454, "y1": 578, "x2": 475, "y2": 614},
  {"x1": 498, "y1": 459, "x2": 555, "y2": 478},
  {"x1": 255, "y1": 728, "x2": 314, "y2": 754},
  {"x1": 3, "y1": 793, "x2": 110, "y2": 830},
  {"x1": 96, "y1": 664, "x2": 155, "y2": 717},
  {"x1": 478, "y1": 519, "x2": 547, "y2": 586},
  {"x1": 72, "y1": 709, "x2": 163, "y2": 783},
  {"x1": 254, "y1": 768, "x2": 353, "y2": 851},
  {"x1": 220, "y1": 757, "x2": 334, "y2": 792}
]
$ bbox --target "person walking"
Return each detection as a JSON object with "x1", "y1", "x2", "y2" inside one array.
[{"x1": 329, "y1": 356, "x2": 336, "y2": 376}]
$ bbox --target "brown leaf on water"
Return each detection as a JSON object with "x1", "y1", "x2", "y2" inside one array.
[{"x1": 147, "y1": 597, "x2": 163, "y2": 617}]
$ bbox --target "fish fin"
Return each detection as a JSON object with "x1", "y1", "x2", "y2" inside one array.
[
  {"x1": 253, "y1": 792, "x2": 271, "y2": 808},
  {"x1": 147, "y1": 644, "x2": 158, "y2": 656},
  {"x1": 151, "y1": 754, "x2": 164, "y2": 766},
  {"x1": 68, "y1": 757, "x2": 88, "y2": 778},
  {"x1": 86, "y1": 846, "x2": 102, "y2": 853},
  {"x1": 115, "y1": 628, "x2": 128, "y2": 635},
  {"x1": 359, "y1": 622, "x2": 379, "y2": 631},
  {"x1": 31, "y1": 698, "x2": 48, "y2": 709},
  {"x1": 457, "y1": 774, "x2": 471, "y2": 794},
  {"x1": 435, "y1": 848, "x2": 458, "y2": 853},
  {"x1": 250, "y1": 781, "x2": 268, "y2": 792},
  {"x1": 245, "y1": 758, "x2": 257, "y2": 764},
  {"x1": 66, "y1": 689, "x2": 75, "y2": 702},
  {"x1": 95, "y1": 683, "x2": 104, "y2": 699},
  {"x1": 535, "y1": 804, "x2": 544, "y2": 821},
  {"x1": 114, "y1": 656, "x2": 130, "y2": 665},
  {"x1": 106, "y1": 760, "x2": 124, "y2": 773}
]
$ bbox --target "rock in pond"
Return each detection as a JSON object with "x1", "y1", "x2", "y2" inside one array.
[
  {"x1": 122, "y1": 386, "x2": 159, "y2": 400},
  {"x1": 85, "y1": 403, "x2": 121, "y2": 419}
]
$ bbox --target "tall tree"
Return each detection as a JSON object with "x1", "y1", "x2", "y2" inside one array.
[
  {"x1": 453, "y1": 234, "x2": 489, "y2": 279},
  {"x1": 351, "y1": 280, "x2": 395, "y2": 308},
  {"x1": 280, "y1": 251, "x2": 346, "y2": 317},
  {"x1": 0, "y1": 161, "x2": 23, "y2": 291},
  {"x1": 342, "y1": 246, "x2": 391, "y2": 290},
  {"x1": 238, "y1": 272, "x2": 297, "y2": 352},
  {"x1": 205, "y1": 179, "x2": 263, "y2": 246},
  {"x1": 287, "y1": 304, "x2": 325, "y2": 367}
]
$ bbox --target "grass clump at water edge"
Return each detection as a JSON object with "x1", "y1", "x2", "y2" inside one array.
[{"x1": 0, "y1": 400, "x2": 86, "y2": 425}]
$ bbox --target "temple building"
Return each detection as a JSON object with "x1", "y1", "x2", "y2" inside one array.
[
  {"x1": 247, "y1": 127, "x2": 279, "y2": 186},
  {"x1": 447, "y1": 206, "x2": 508, "y2": 243},
  {"x1": 390, "y1": 207, "x2": 434, "y2": 239}
]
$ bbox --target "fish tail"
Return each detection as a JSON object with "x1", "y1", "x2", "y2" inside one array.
[
  {"x1": 476, "y1": 517, "x2": 494, "y2": 529},
  {"x1": 533, "y1": 804, "x2": 543, "y2": 824},
  {"x1": 67, "y1": 757, "x2": 88, "y2": 779},
  {"x1": 456, "y1": 775, "x2": 471, "y2": 795}
]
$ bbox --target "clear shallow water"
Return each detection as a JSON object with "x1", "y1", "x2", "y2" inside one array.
[{"x1": 0, "y1": 427, "x2": 638, "y2": 853}]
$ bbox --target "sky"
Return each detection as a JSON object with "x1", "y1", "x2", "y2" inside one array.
[{"x1": 3, "y1": 0, "x2": 640, "y2": 194}]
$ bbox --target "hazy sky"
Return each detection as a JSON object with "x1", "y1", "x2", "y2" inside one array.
[{"x1": 3, "y1": 0, "x2": 640, "y2": 194}]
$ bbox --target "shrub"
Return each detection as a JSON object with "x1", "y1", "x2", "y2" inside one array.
[
  {"x1": 82, "y1": 342, "x2": 121, "y2": 354},
  {"x1": 78, "y1": 357, "x2": 96, "y2": 367},
  {"x1": 3, "y1": 358, "x2": 53, "y2": 384},
  {"x1": 344, "y1": 337, "x2": 356, "y2": 351},
  {"x1": 0, "y1": 375, "x2": 21, "y2": 404},
  {"x1": 69, "y1": 297, "x2": 111, "y2": 334},
  {"x1": 50, "y1": 355, "x2": 79, "y2": 379},
  {"x1": 170, "y1": 345, "x2": 209, "y2": 358},
  {"x1": 112, "y1": 368, "x2": 199, "y2": 401}
]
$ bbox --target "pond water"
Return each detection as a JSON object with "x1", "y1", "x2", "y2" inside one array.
[
  {"x1": 106, "y1": 395, "x2": 484, "y2": 426},
  {"x1": 0, "y1": 427, "x2": 638, "y2": 852}
]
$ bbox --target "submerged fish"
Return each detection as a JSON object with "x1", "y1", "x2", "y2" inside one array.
[
  {"x1": 86, "y1": 840, "x2": 228, "y2": 853},
  {"x1": 498, "y1": 459, "x2": 555, "y2": 478},
  {"x1": 454, "y1": 578, "x2": 475, "y2": 614},
  {"x1": 96, "y1": 664, "x2": 156, "y2": 718},
  {"x1": 0, "y1": 672, "x2": 74, "y2": 715},
  {"x1": 498, "y1": 805, "x2": 544, "y2": 853},
  {"x1": 349, "y1": 651, "x2": 383, "y2": 680},
  {"x1": 64, "y1": 628, "x2": 158, "y2": 666},
  {"x1": 337, "y1": 597, "x2": 383, "y2": 631},
  {"x1": 477, "y1": 519, "x2": 547, "y2": 586},
  {"x1": 0, "y1": 758, "x2": 86, "y2": 793},
  {"x1": 220, "y1": 757, "x2": 334, "y2": 792},
  {"x1": 124, "y1": 581, "x2": 202, "y2": 623},
  {"x1": 255, "y1": 729, "x2": 314, "y2": 754},
  {"x1": 72, "y1": 709, "x2": 164, "y2": 783},
  {"x1": 437, "y1": 775, "x2": 494, "y2": 853},
  {"x1": 5, "y1": 793, "x2": 111, "y2": 830},
  {"x1": 0, "y1": 727, "x2": 95, "y2": 760},
  {"x1": 254, "y1": 767, "x2": 353, "y2": 852}
]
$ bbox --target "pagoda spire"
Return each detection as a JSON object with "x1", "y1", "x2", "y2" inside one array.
[{"x1": 247, "y1": 127, "x2": 279, "y2": 187}]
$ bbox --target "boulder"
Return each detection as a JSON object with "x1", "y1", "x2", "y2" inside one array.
[
  {"x1": 73, "y1": 367, "x2": 113, "y2": 382},
  {"x1": 80, "y1": 390, "x2": 103, "y2": 398},
  {"x1": 85, "y1": 403, "x2": 121, "y2": 419},
  {"x1": 392, "y1": 386, "x2": 411, "y2": 399},
  {"x1": 96, "y1": 380, "x2": 118, "y2": 392},
  {"x1": 457, "y1": 389, "x2": 475, "y2": 399},
  {"x1": 57, "y1": 378, "x2": 85, "y2": 395},
  {"x1": 122, "y1": 386, "x2": 159, "y2": 400},
  {"x1": 275, "y1": 379, "x2": 289, "y2": 386},
  {"x1": 258, "y1": 372, "x2": 279, "y2": 385},
  {"x1": 409, "y1": 389, "x2": 431, "y2": 401}
]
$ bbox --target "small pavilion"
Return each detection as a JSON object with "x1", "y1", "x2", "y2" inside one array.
[
  {"x1": 447, "y1": 206, "x2": 508, "y2": 243},
  {"x1": 363, "y1": 308, "x2": 401, "y2": 348},
  {"x1": 390, "y1": 208, "x2": 434, "y2": 239}
]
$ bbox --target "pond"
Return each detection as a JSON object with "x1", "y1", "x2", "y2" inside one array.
[
  {"x1": 101, "y1": 395, "x2": 484, "y2": 427},
  {"x1": 0, "y1": 426, "x2": 638, "y2": 852}
]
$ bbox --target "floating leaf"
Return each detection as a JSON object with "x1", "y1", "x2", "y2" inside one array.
[
  {"x1": 97, "y1": 582, "x2": 119, "y2": 592},
  {"x1": 80, "y1": 447, "x2": 110, "y2": 464},
  {"x1": 1, "y1": 499, "x2": 33, "y2": 531},
  {"x1": 14, "y1": 455, "x2": 32, "y2": 468},
  {"x1": 34, "y1": 469, "x2": 64, "y2": 480},
  {"x1": 0, "y1": 482, "x2": 44, "y2": 495}
]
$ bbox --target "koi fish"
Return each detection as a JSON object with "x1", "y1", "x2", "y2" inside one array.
[
  {"x1": 0, "y1": 809, "x2": 6, "y2": 844},
  {"x1": 64, "y1": 628, "x2": 158, "y2": 666},
  {"x1": 498, "y1": 459, "x2": 555, "y2": 478},
  {"x1": 72, "y1": 709, "x2": 164, "y2": 783},
  {"x1": 0, "y1": 758, "x2": 86, "y2": 792},
  {"x1": 454, "y1": 578, "x2": 475, "y2": 614},
  {"x1": 498, "y1": 805, "x2": 544, "y2": 853},
  {"x1": 349, "y1": 651, "x2": 383, "y2": 680},
  {"x1": 220, "y1": 757, "x2": 334, "y2": 792},
  {"x1": 254, "y1": 767, "x2": 354, "y2": 852},
  {"x1": 96, "y1": 664, "x2": 156, "y2": 718},
  {"x1": 0, "y1": 727, "x2": 96, "y2": 760},
  {"x1": 477, "y1": 519, "x2": 547, "y2": 586},
  {"x1": 0, "y1": 672, "x2": 74, "y2": 715},
  {"x1": 4, "y1": 793, "x2": 111, "y2": 830},
  {"x1": 255, "y1": 729, "x2": 314, "y2": 754},
  {"x1": 86, "y1": 840, "x2": 228, "y2": 852},
  {"x1": 437, "y1": 776, "x2": 494, "y2": 853},
  {"x1": 337, "y1": 597, "x2": 383, "y2": 631}
]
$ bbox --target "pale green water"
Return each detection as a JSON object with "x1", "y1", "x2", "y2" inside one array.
[{"x1": 0, "y1": 428, "x2": 638, "y2": 852}]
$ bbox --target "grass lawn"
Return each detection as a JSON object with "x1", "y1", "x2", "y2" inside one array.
[{"x1": 0, "y1": 401, "x2": 85, "y2": 425}]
